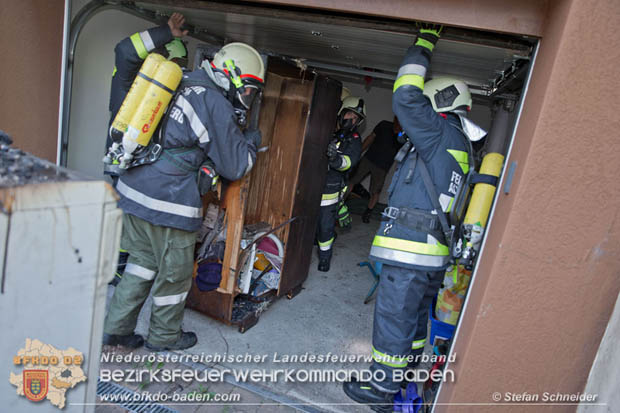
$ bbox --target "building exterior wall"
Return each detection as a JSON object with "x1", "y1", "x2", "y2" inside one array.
[
  {"x1": 253, "y1": 0, "x2": 548, "y2": 36},
  {"x1": 0, "y1": 0, "x2": 65, "y2": 162}
]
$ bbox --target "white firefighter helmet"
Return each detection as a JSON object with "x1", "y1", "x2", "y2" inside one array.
[
  {"x1": 339, "y1": 96, "x2": 366, "y2": 119},
  {"x1": 341, "y1": 86, "x2": 352, "y2": 101},
  {"x1": 423, "y1": 77, "x2": 472, "y2": 112},
  {"x1": 211, "y1": 42, "x2": 265, "y2": 109}
]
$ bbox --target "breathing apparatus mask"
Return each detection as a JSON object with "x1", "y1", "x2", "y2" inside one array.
[{"x1": 337, "y1": 96, "x2": 366, "y2": 133}]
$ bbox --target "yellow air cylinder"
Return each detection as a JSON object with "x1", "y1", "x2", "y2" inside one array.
[
  {"x1": 121, "y1": 55, "x2": 183, "y2": 156},
  {"x1": 110, "y1": 53, "x2": 165, "y2": 143},
  {"x1": 463, "y1": 152, "x2": 504, "y2": 229}
]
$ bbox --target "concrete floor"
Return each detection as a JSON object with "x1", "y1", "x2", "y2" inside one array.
[{"x1": 105, "y1": 214, "x2": 434, "y2": 412}]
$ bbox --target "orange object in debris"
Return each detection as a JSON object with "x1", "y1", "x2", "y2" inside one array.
[{"x1": 253, "y1": 253, "x2": 270, "y2": 271}]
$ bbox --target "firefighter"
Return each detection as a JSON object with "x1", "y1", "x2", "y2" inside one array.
[
  {"x1": 343, "y1": 24, "x2": 485, "y2": 410},
  {"x1": 102, "y1": 13, "x2": 265, "y2": 351},
  {"x1": 316, "y1": 96, "x2": 365, "y2": 272},
  {"x1": 106, "y1": 14, "x2": 189, "y2": 287},
  {"x1": 106, "y1": 13, "x2": 189, "y2": 171}
]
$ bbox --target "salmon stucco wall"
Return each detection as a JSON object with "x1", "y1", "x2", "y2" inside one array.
[
  {"x1": 251, "y1": 0, "x2": 547, "y2": 36},
  {"x1": 0, "y1": 1, "x2": 65, "y2": 162},
  {"x1": 438, "y1": 0, "x2": 620, "y2": 410}
]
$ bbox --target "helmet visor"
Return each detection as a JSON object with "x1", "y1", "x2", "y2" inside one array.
[{"x1": 236, "y1": 84, "x2": 260, "y2": 110}]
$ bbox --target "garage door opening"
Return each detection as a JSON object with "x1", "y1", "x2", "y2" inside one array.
[{"x1": 65, "y1": 0, "x2": 538, "y2": 410}]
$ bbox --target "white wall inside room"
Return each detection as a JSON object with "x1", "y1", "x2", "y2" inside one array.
[
  {"x1": 342, "y1": 81, "x2": 394, "y2": 138},
  {"x1": 67, "y1": 1, "x2": 201, "y2": 179},
  {"x1": 341, "y1": 81, "x2": 394, "y2": 204}
]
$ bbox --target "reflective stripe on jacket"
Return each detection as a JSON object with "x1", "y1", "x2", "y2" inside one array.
[{"x1": 322, "y1": 130, "x2": 362, "y2": 199}]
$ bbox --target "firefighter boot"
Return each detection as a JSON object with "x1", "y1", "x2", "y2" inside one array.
[
  {"x1": 145, "y1": 331, "x2": 198, "y2": 352},
  {"x1": 362, "y1": 207, "x2": 372, "y2": 223},
  {"x1": 343, "y1": 378, "x2": 394, "y2": 413},
  {"x1": 102, "y1": 333, "x2": 144, "y2": 349},
  {"x1": 317, "y1": 246, "x2": 332, "y2": 272},
  {"x1": 318, "y1": 255, "x2": 331, "y2": 272}
]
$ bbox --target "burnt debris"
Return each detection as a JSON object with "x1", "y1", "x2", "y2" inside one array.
[{"x1": 0, "y1": 130, "x2": 71, "y2": 188}]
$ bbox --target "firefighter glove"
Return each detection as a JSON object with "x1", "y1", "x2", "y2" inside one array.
[
  {"x1": 416, "y1": 23, "x2": 442, "y2": 49},
  {"x1": 197, "y1": 159, "x2": 219, "y2": 195},
  {"x1": 326, "y1": 140, "x2": 339, "y2": 161},
  {"x1": 244, "y1": 128, "x2": 262, "y2": 149}
]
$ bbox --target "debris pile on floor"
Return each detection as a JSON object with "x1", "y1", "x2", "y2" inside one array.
[{"x1": 231, "y1": 296, "x2": 272, "y2": 323}]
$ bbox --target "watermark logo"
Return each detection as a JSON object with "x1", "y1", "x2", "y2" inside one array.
[
  {"x1": 9, "y1": 339, "x2": 86, "y2": 409},
  {"x1": 23, "y1": 370, "x2": 49, "y2": 402}
]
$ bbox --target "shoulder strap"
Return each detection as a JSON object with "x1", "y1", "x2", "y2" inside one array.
[
  {"x1": 155, "y1": 75, "x2": 220, "y2": 147},
  {"x1": 415, "y1": 151, "x2": 453, "y2": 244}
]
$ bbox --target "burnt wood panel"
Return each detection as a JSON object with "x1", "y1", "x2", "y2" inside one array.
[
  {"x1": 220, "y1": 176, "x2": 251, "y2": 292},
  {"x1": 278, "y1": 75, "x2": 342, "y2": 296},
  {"x1": 245, "y1": 72, "x2": 283, "y2": 224}
]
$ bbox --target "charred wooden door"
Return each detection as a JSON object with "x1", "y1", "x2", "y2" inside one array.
[{"x1": 245, "y1": 60, "x2": 341, "y2": 297}]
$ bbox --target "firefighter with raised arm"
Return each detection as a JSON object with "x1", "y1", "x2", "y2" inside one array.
[
  {"x1": 343, "y1": 24, "x2": 486, "y2": 410},
  {"x1": 316, "y1": 96, "x2": 366, "y2": 272},
  {"x1": 105, "y1": 14, "x2": 190, "y2": 287},
  {"x1": 102, "y1": 13, "x2": 265, "y2": 351}
]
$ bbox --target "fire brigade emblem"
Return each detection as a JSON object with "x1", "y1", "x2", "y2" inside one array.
[{"x1": 23, "y1": 370, "x2": 48, "y2": 402}]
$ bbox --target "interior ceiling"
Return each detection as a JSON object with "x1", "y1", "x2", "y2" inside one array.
[{"x1": 130, "y1": 1, "x2": 534, "y2": 95}]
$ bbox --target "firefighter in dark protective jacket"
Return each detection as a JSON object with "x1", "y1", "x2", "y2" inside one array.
[
  {"x1": 103, "y1": 13, "x2": 265, "y2": 351},
  {"x1": 316, "y1": 96, "x2": 366, "y2": 272},
  {"x1": 343, "y1": 25, "x2": 486, "y2": 411},
  {"x1": 106, "y1": 15, "x2": 189, "y2": 287}
]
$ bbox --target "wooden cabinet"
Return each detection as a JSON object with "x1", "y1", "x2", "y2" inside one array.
[{"x1": 186, "y1": 59, "x2": 341, "y2": 330}]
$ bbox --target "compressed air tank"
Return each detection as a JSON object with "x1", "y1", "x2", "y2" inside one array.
[
  {"x1": 463, "y1": 152, "x2": 504, "y2": 229},
  {"x1": 111, "y1": 53, "x2": 183, "y2": 168},
  {"x1": 110, "y1": 53, "x2": 165, "y2": 144}
]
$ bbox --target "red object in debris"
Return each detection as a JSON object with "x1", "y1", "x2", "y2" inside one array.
[{"x1": 258, "y1": 237, "x2": 279, "y2": 256}]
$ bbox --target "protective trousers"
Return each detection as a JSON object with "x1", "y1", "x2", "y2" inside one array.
[
  {"x1": 369, "y1": 264, "x2": 444, "y2": 393},
  {"x1": 104, "y1": 214, "x2": 196, "y2": 347},
  {"x1": 317, "y1": 201, "x2": 339, "y2": 262}
]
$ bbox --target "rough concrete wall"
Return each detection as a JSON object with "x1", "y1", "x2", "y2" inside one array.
[
  {"x1": 251, "y1": 0, "x2": 548, "y2": 36},
  {"x1": 438, "y1": 0, "x2": 620, "y2": 410},
  {"x1": 0, "y1": 1, "x2": 64, "y2": 162}
]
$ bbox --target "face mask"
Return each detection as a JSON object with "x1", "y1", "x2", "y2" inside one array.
[
  {"x1": 235, "y1": 85, "x2": 259, "y2": 110},
  {"x1": 340, "y1": 118, "x2": 354, "y2": 131}
]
